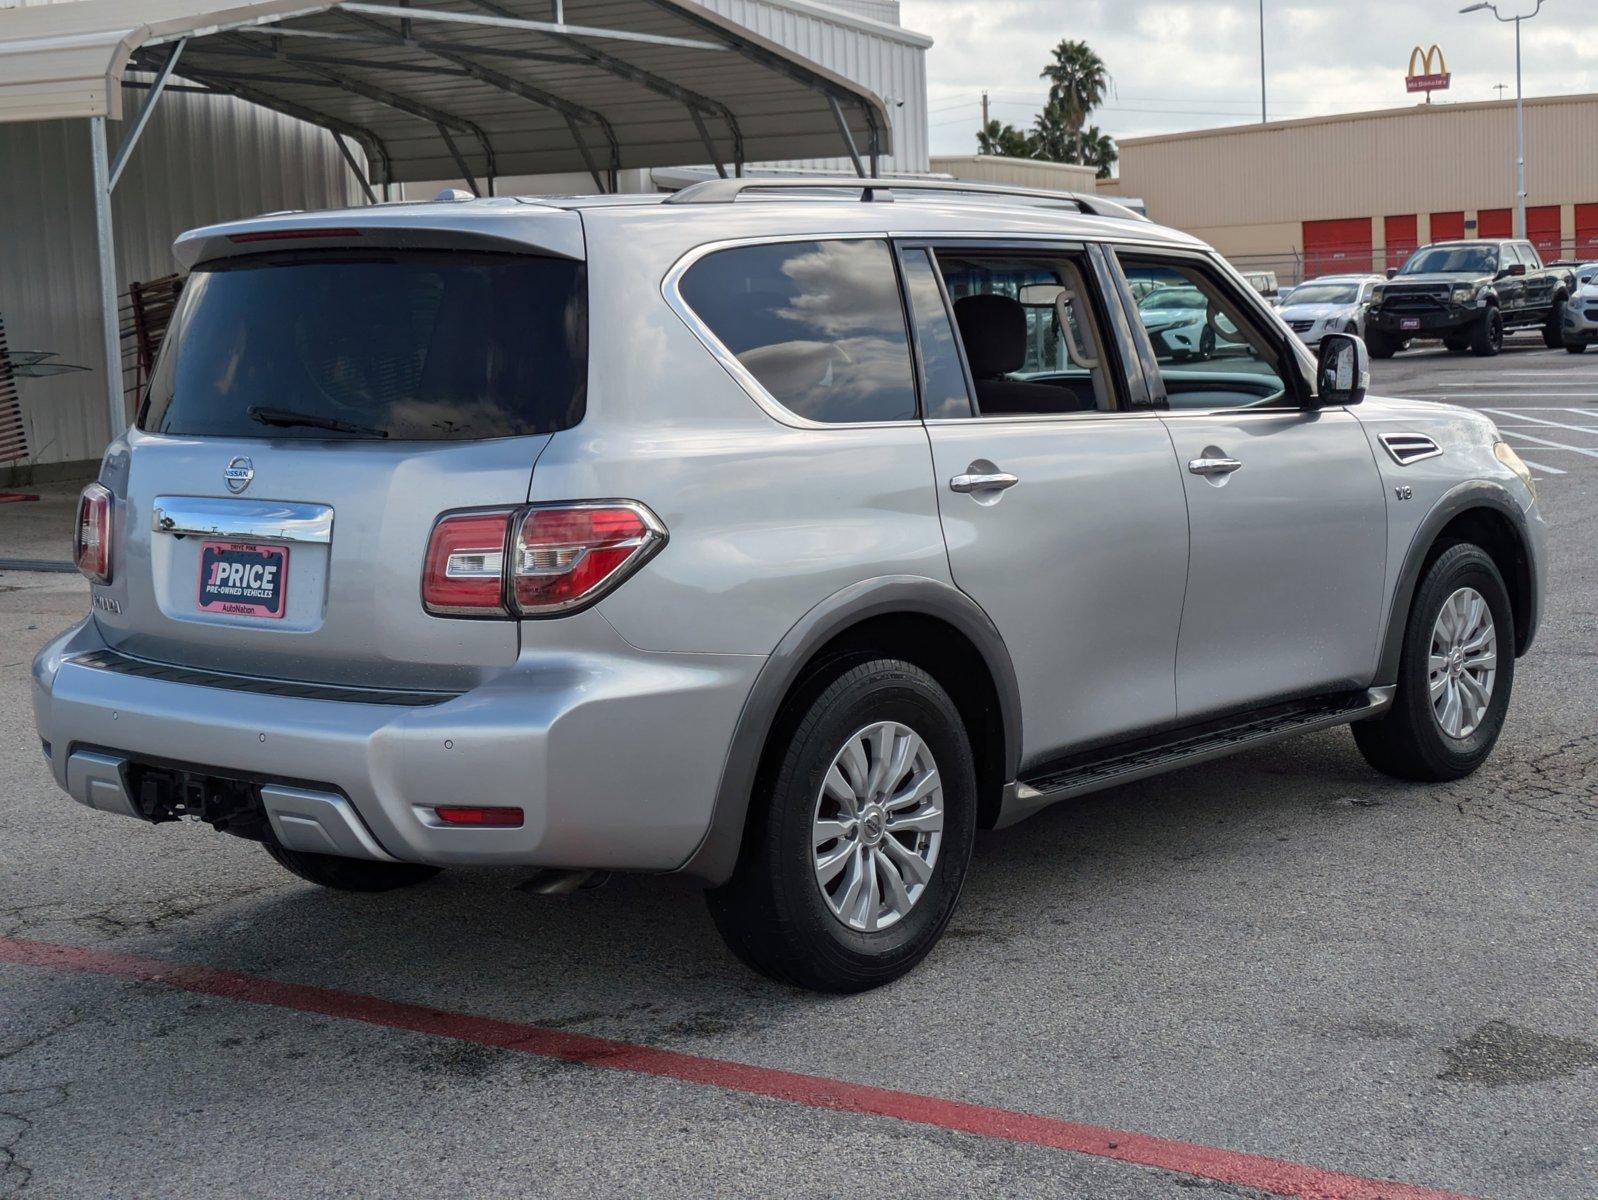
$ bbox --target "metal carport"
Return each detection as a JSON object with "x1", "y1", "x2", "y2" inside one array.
[{"x1": 0, "y1": 0, "x2": 895, "y2": 444}]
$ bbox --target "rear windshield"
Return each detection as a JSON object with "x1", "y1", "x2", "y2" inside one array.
[{"x1": 141, "y1": 250, "x2": 586, "y2": 441}]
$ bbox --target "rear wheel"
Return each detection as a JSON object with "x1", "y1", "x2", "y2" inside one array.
[
  {"x1": 1567, "y1": 341, "x2": 1589, "y2": 355},
  {"x1": 1354, "y1": 543, "x2": 1514, "y2": 782},
  {"x1": 264, "y1": 844, "x2": 443, "y2": 892},
  {"x1": 706, "y1": 659, "x2": 977, "y2": 992},
  {"x1": 1543, "y1": 296, "x2": 1567, "y2": 349},
  {"x1": 1470, "y1": 306, "x2": 1504, "y2": 357}
]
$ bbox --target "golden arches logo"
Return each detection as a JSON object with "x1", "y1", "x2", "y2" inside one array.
[{"x1": 1406, "y1": 45, "x2": 1451, "y2": 94}]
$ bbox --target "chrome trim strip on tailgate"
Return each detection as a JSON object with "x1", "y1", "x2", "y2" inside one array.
[
  {"x1": 152, "y1": 495, "x2": 334, "y2": 544},
  {"x1": 66, "y1": 648, "x2": 458, "y2": 708}
]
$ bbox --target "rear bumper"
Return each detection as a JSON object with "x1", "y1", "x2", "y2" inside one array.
[{"x1": 33, "y1": 616, "x2": 762, "y2": 873}]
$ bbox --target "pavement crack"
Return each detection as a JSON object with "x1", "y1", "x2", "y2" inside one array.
[{"x1": 0, "y1": 1085, "x2": 69, "y2": 1199}]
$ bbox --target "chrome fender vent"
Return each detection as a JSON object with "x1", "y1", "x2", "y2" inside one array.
[{"x1": 1379, "y1": 432, "x2": 1442, "y2": 465}]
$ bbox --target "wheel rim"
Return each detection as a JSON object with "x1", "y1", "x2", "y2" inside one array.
[
  {"x1": 812, "y1": 721, "x2": 943, "y2": 932},
  {"x1": 1429, "y1": 587, "x2": 1498, "y2": 739}
]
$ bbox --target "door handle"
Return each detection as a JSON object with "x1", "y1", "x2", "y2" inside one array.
[
  {"x1": 1187, "y1": 456, "x2": 1243, "y2": 477},
  {"x1": 950, "y1": 472, "x2": 1019, "y2": 494}
]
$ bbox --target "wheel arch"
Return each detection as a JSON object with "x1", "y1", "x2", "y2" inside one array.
[
  {"x1": 1376, "y1": 483, "x2": 1539, "y2": 686},
  {"x1": 676, "y1": 576, "x2": 1022, "y2": 886}
]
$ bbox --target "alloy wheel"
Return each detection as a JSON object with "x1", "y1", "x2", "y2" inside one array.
[
  {"x1": 811, "y1": 721, "x2": 943, "y2": 932},
  {"x1": 1429, "y1": 586, "x2": 1497, "y2": 739}
]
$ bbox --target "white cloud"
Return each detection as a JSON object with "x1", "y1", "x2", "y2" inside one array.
[{"x1": 906, "y1": 0, "x2": 1598, "y2": 158}]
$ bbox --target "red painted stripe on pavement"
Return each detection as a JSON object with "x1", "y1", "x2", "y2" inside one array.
[{"x1": 0, "y1": 935, "x2": 1478, "y2": 1200}]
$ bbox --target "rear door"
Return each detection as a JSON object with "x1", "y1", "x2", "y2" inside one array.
[
  {"x1": 1111, "y1": 248, "x2": 1387, "y2": 719},
  {"x1": 906, "y1": 241, "x2": 1189, "y2": 762},
  {"x1": 99, "y1": 238, "x2": 587, "y2": 691}
]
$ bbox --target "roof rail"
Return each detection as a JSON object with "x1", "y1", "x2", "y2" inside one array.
[{"x1": 662, "y1": 177, "x2": 1148, "y2": 221}]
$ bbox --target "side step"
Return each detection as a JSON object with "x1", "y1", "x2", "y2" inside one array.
[{"x1": 997, "y1": 686, "x2": 1394, "y2": 829}]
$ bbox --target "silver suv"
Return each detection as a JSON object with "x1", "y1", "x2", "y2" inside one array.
[{"x1": 34, "y1": 180, "x2": 1546, "y2": 992}]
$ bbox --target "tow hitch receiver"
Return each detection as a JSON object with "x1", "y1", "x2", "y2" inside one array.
[{"x1": 123, "y1": 760, "x2": 271, "y2": 841}]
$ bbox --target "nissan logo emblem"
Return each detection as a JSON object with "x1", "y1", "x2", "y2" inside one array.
[{"x1": 224, "y1": 456, "x2": 255, "y2": 494}]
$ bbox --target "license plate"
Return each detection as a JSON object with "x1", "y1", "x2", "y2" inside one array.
[
  {"x1": 197, "y1": 541, "x2": 288, "y2": 619},
  {"x1": 1400, "y1": 317, "x2": 1421, "y2": 331}
]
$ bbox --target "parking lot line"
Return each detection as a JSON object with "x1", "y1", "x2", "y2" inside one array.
[
  {"x1": 0, "y1": 934, "x2": 1481, "y2": 1200},
  {"x1": 1516, "y1": 458, "x2": 1568, "y2": 475},
  {"x1": 1482, "y1": 409, "x2": 1598, "y2": 437},
  {"x1": 1494, "y1": 430, "x2": 1598, "y2": 458}
]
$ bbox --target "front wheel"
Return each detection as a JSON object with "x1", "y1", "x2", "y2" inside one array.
[
  {"x1": 1471, "y1": 306, "x2": 1504, "y2": 357},
  {"x1": 1365, "y1": 330, "x2": 1400, "y2": 359},
  {"x1": 1567, "y1": 341, "x2": 1589, "y2": 354},
  {"x1": 1354, "y1": 543, "x2": 1515, "y2": 782},
  {"x1": 706, "y1": 659, "x2": 977, "y2": 992}
]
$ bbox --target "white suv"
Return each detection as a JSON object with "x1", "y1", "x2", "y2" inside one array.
[{"x1": 34, "y1": 180, "x2": 1546, "y2": 991}]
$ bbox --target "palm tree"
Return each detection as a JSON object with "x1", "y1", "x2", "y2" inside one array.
[
  {"x1": 1075, "y1": 126, "x2": 1119, "y2": 179},
  {"x1": 1040, "y1": 40, "x2": 1112, "y2": 138},
  {"x1": 976, "y1": 119, "x2": 1037, "y2": 159},
  {"x1": 1030, "y1": 100, "x2": 1073, "y2": 162}
]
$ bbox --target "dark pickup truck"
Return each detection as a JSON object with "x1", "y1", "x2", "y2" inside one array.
[{"x1": 1365, "y1": 239, "x2": 1575, "y2": 358}]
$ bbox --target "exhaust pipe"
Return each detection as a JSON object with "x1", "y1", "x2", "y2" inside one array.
[{"x1": 515, "y1": 869, "x2": 610, "y2": 895}]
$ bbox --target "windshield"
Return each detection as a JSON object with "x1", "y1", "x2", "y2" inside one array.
[
  {"x1": 1285, "y1": 283, "x2": 1359, "y2": 305},
  {"x1": 1140, "y1": 287, "x2": 1206, "y2": 312},
  {"x1": 1400, "y1": 246, "x2": 1499, "y2": 276},
  {"x1": 141, "y1": 250, "x2": 586, "y2": 441}
]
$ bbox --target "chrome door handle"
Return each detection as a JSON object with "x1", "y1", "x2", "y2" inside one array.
[
  {"x1": 1187, "y1": 456, "x2": 1243, "y2": 477},
  {"x1": 950, "y1": 472, "x2": 1019, "y2": 494}
]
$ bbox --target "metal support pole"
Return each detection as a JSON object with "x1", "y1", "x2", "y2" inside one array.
[
  {"x1": 1513, "y1": 14, "x2": 1526, "y2": 239},
  {"x1": 828, "y1": 95, "x2": 866, "y2": 179},
  {"x1": 89, "y1": 117, "x2": 125, "y2": 443},
  {"x1": 332, "y1": 131, "x2": 378, "y2": 203},
  {"x1": 109, "y1": 38, "x2": 186, "y2": 191},
  {"x1": 1258, "y1": 0, "x2": 1267, "y2": 123}
]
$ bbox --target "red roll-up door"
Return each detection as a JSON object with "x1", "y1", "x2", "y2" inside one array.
[
  {"x1": 1526, "y1": 205, "x2": 1562, "y2": 260},
  {"x1": 1431, "y1": 211, "x2": 1465, "y2": 241},
  {"x1": 1303, "y1": 217, "x2": 1373, "y2": 277},
  {"x1": 1577, "y1": 204, "x2": 1598, "y2": 257},
  {"x1": 1385, "y1": 214, "x2": 1419, "y2": 271},
  {"x1": 1477, "y1": 208, "x2": 1512, "y2": 239}
]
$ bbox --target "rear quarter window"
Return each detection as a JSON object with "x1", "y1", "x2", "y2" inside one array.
[
  {"x1": 141, "y1": 250, "x2": 586, "y2": 441},
  {"x1": 676, "y1": 238, "x2": 918, "y2": 424}
]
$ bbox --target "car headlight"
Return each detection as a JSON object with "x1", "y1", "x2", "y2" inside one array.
[
  {"x1": 1370, "y1": 285, "x2": 1386, "y2": 305},
  {"x1": 1495, "y1": 439, "x2": 1536, "y2": 500},
  {"x1": 1453, "y1": 284, "x2": 1479, "y2": 304}
]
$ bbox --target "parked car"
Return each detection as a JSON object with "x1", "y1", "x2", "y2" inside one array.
[
  {"x1": 1239, "y1": 269, "x2": 1280, "y2": 304},
  {"x1": 1277, "y1": 274, "x2": 1384, "y2": 347},
  {"x1": 1365, "y1": 239, "x2": 1574, "y2": 358},
  {"x1": 1137, "y1": 284, "x2": 1216, "y2": 360},
  {"x1": 1563, "y1": 263, "x2": 1598, "y2": 353},
  {"x1": 34, "y1": 180, "x2": 1546, "y2": 992}
]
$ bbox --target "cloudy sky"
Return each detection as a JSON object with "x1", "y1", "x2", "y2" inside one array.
[{"x1": 902, "y1": 1, "x2": 1598, "y2": 159}]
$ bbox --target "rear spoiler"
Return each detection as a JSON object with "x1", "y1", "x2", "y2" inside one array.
[{"x1": 174, "y1": 204, "x2": 585, "y2": 269}]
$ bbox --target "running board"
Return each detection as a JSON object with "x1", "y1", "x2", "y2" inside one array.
[{"x1": 996, "y1": 686, "x2": 1395, "y2": 829}]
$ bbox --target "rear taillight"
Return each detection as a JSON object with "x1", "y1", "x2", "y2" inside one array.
[
  {"x1": 511, "y1": 502, "x2": 666, "y2": 617},
  {"x1": 421, "y1": 502, "x2": 665, "y2": 620},
  {"x1": 74, "y1": 482, "x2": 112, "y2": 584},
  {"x1": 421, "y1": 510, "x2": 513, "y2": 617}
]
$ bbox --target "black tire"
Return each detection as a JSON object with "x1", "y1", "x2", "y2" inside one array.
[
  {"x1": 706, "y1": 659, "x2": 977, "y2": 993},
  {"x1": 1443, "y1": 334, "x2": 1471, "y2": 354},
  {"x1": 1354, "y1": 543, "x2": 1515, "y2": 783},
  {"x1": 1470, "y1": 306, "x2": 1504, "y2": 357},
  {"x1": 1365, "y1": 330, "x2": 1399, "y2": 359},
  {"x1": 1567, "y1": 341, "x2": 1589, "y2": 355},
  {"x1": 264, "y1": 843, "x2": 443, "y2": 892},
  {"x1": 1542, "y1": 296, "x2": 1567, "y2": 349}
]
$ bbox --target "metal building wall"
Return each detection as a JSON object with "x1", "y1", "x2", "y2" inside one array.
[
  {"x1": 0, "y1": 85, "x2": 358, "y2": 471},
  {"x1": 1106, "y1": 92, "x2": 1598, "y2": 263}
]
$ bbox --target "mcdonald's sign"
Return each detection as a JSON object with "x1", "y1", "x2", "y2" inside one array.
[{"x1": 1406, "y1": 45, "x2": 1451, "y2": 96}]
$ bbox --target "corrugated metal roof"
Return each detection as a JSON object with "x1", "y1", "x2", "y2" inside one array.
[{"x1": 0, "y1": 0, "x2": 895, "y2": 185}]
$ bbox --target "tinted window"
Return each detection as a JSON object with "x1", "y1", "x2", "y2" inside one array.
[
  {"x1": 678, "y1": 239, "x2": 917, "y2": 423},
  {"x1": 142, "y1": 251, "x2": 585, "y2": 441},
  {"x1": 1400, "y1": 245, "x2": 1498, "y2": 275},
  {"x1": 899, "y1": 249, "x2": 973, "y2": 419}
]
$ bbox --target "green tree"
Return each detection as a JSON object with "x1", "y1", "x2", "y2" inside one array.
[
  {"x1": 1030, "y1": 99, "x2": 1074, "y2": 162},
  {"x1": 1040, "y1": 39, "x2": 1113, "y2": 139},
  {"x1": 1075, "y1": 125, "x2": 1119, "y2": 179},
  {"x1": 976, "y1": 119, "x2": 1037, "y2": 159}
]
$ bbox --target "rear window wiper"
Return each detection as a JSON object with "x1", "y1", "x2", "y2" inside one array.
[{"x1": 247, "y1": 406, "x2": 390, "y2": 438}]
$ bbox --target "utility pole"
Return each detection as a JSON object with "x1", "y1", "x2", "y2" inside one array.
[
  {"x1": 981, "y1": 90, "x2": 989, "y2": 128},
  {"x1": 1259, "y1": 0, "x2": 1267, "y2": 123},
  {"x1": 1461, "y1": 1, "x2": 1546, "y2": 240}
]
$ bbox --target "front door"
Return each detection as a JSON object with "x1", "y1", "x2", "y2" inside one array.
[
  {"x1": 1114, "y1": 250, "x2": 1388, "y2": 719},
  {"x1": 900, "y1": 243, "x2": 1189, "y2": 763}
]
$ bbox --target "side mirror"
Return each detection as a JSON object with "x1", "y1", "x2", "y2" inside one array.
[
  {"x1": 1500, "y1": 263, "x2": 1527, "y2": 278},
  {"x1": 1316, "y1": 332, "x2": 1369, "y2": 407},
  {"x1": 1385, "y1": 267, "x2": 1399, "y2": 279}
]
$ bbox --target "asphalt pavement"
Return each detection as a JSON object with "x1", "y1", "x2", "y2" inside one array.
[{"x1": 0, "y1": 336, "x2": 1593, "y2": 1199}]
